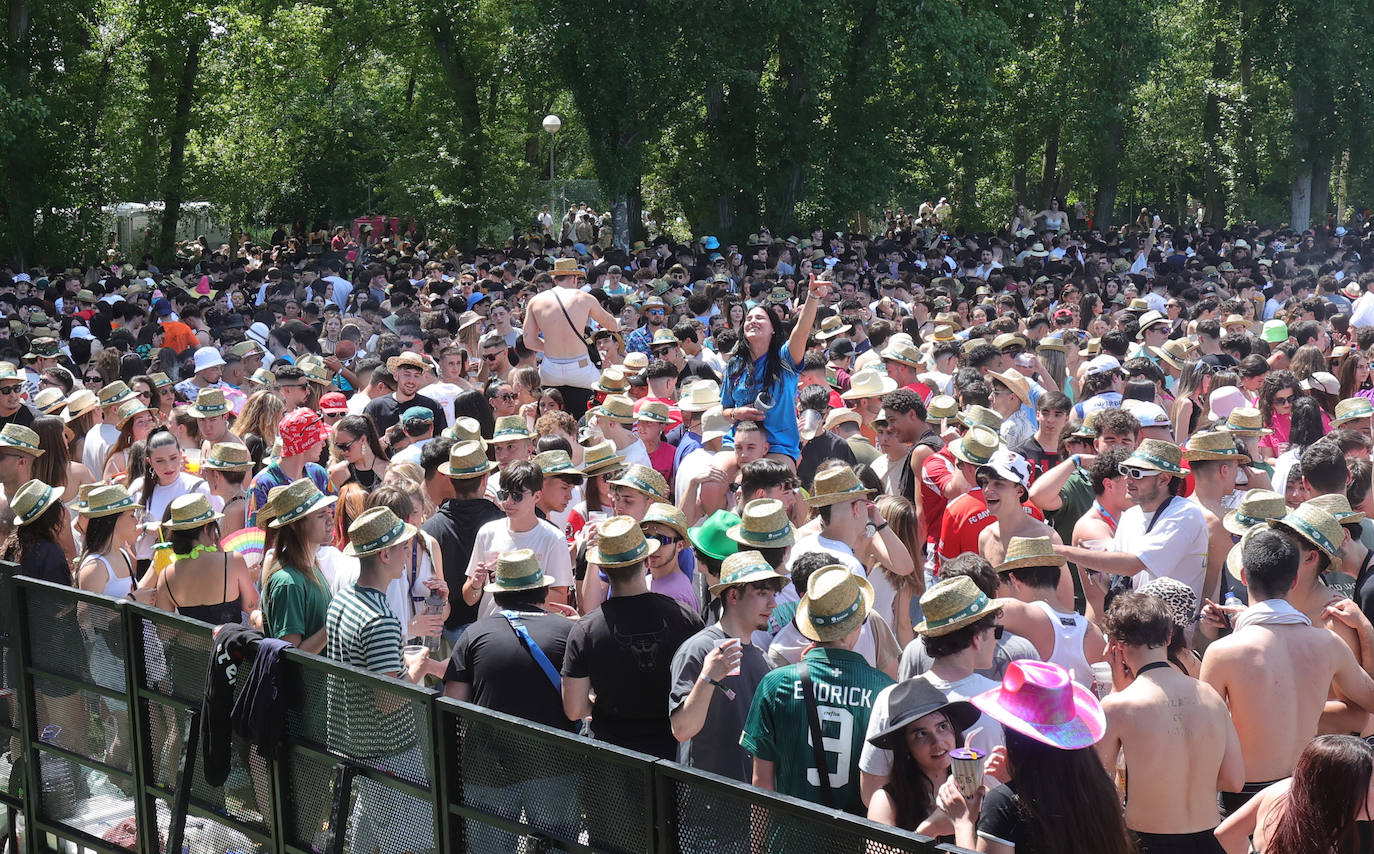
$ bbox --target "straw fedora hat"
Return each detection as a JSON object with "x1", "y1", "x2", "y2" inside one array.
[
  {"x1": 1182, "y1": 430, "x2": 1250, "y2": 464},
  {"x1": 727, "y1": 498, "x2": 796, "y2": 548},
  {"x1": 579, "y1": 440, "x2": 626, "y2": 478},
  {"x1": 960, "y1": 405, "x2": 1002, "y2": 432},
  {"x1": 62, "y1": 389, "x2": 99, "y2": 421},
  {"x1": 202, "y1": 442, "x2": 254, "y2": 471},
  {"x1": 1223, "y1": 489, "x2": 1286, "y2": 536},
  {"x1": 824, "y1": 408, "x2": 861, "y2": 432},
  {"x1": 33, "y1": 387, "x2": 66, "y2": 415},
  {"x1": 840, "y1": 369, "x2": 898, "y2": 401},
  {"x1": 490, "y1": 415, "x2": 534, "y2": 444},
  {"x1": 805, "y1": 466, "x2": 875, "y2": 507},
  {"x1": 439, "y1": 440, "x2": 497, "y2": 479},
  {"x1": 344, "y1": 506, "x2": 419, "y2": 557},
  {"x1": 11, "y1": 480, "x2": 62, "y2": 526},
  {"x1": 608, "y1": 464, "x2": 670, "y2": 503},
  {"x1": 595, "y1": 394, "x2": 636, "y2": 424},
  {"x1": 483, "y1": 548, "x2": 558, "y2": 593},
  {"x1": 678, "y1": 380, "x2": 722, "y2": 413},
  {"x1": 700, "y1": 406, "x2": 732, "y2": 444},
  {"x1": 300, "y1": 361, "x2": 332, "y2": 387},
  {"x1": 797, "y1": 566, "x2": 874, "y2": 642},
  {"x1": 66, "y1": 481, "x2": 100, "y2": 512},
  {"x1": 386, "y1": 352, "x2": 429, "y2": 374},
  {"x1": 642, "y1": 502, "x2": 690, "y2": 540},
  {"x1": 987, "y1": 369, "x2": 1032, "y2": 407},
  {"x1": 96, "y1": 381, "x2": 135, "y2": 407},
  {"x1": 551, "y1": 258, "x2": 584, "y2": 278},
  {"x1": 267, "y1": 478, "x2": 337, "y2": 529},
  {"x1": 586, "y1": 515, "x2": 660, "y2": 567},
  {"x1": 1037, "y1": 336, "x2": 1070, "y2": 354},
  {"x1": 0, "y1": 424, "x2": 43, "y2": 458},
  {"x1": 880, "y1": 340, "x2": 923, "y2": 368},
  {"x1": 444, "y1": 416, "x2": 483, "y2": 444},
  {"x1": 972, "y1": 660, "x2": 1106, "y2": 749},
  {"x1": 594, "y1": 367, "x2": 630, "y2": 395},
  {"x1": 635, "y1": 401, "x2": 673, "y2": 424},
  {"x1": 1305, "y1": 493, "x2": 1367, "y2": 526},
  {"x1": 116, "y1": 399, "x2": 150, "y2": 429},
  {"x1": 76, "y1": 483, "x2": 136, "y2": 519},
  {"x1": 1272, "y1": 503, "x2": 1345, "y2": 561},
  {"x1": 927, "y1": 395, "x2": 959, "y2": 421},
  {"x1": 162, "y1": 492, "x2": 225, "y2": 530},
  {"x1": 816, "y1": 315, "x2": 852, "y2": 341},
  {"x1": 186, "y1": 387, "x2": 231, "y2": 419},
  {"x1": 1223, "y1": 407, "x2": 1272, "y2": 436},
  {"x1": 914, "y1": 576, "x2": 1003, "y2": 637},
  {"x1": 1333, "y1": 397, "x2": 1374, "y2": 427},
  {"x1": 709, "y1": 549, "x2": 790, "y2": 594},
  {"x1": 533, "y1": 450, "x2": 583, "y2": 478},
  {"x1": 995, "y1": 536, "x2": 1068, "y2": 573},
  {"x1": 949, "y1": 425, "x2": 1000, "y2": 467},
  {"x1": 1122, "y1": 439, "x2": 1186, "y2": 476}
]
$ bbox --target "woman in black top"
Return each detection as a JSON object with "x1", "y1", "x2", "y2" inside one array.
[
  {"x1": 327, "y1": 415, "x2": 389, "y2": 491},
  {"x1": 154, "y1": 493, "x2": 258, "y2": 626}
]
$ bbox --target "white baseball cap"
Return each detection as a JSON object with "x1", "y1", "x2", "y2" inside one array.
[
  {"x1": 976, "y1": 448, "x2": 1030, "y2": 490},
  {"x1": 1084, "y1": 354, "x2": 1123, "y2": 377}
]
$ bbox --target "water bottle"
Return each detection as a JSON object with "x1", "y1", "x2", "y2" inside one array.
[
  {"x1": 422, "y1": 589, "x2": 445, "y2": 655},
  {"x1": 39, "y1": 724, "x2": 76, "y2": 818}
]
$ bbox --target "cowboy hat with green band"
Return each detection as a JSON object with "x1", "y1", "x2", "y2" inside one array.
[
  {"x1": 804, "y1": 466, "x2": 876, "y2": 507},
  {"x1": 1272, "y1": 503, "x2": 1345, "y2": 561},
  {"x1": 709, "y1": 550, "x2": 790, "y2": 594},
  {"x1": 162, "y1": 493, "x2": 225, "y2": 530},
  {"x1": 796, "y1": 566, "x2": 874, "y2": 642},
  {"x1": 439, "y1": 441, "x2": 497, "y2": 479},
  {"x1": 266, "y1": 478, "x2": 338, "y2": 528},
  {"x1": 10, "y1": 480, "x2": 61, "y2": 526},
  {"x1": 727, "y1": 498, "x2": 796, "y2": 548},
  {"x1": 1222, "y1": 489, "x2": 1286, "y2": 537},
  {"x1": 490, "y1": 415, "x2": 534, "y2": 444},
  {"x1": 1121, "y1": 439, "x2": 1187, "y2": 476},
  {"x1": 949, "y1": 426, "x2": 1000, "y2": 467},
  {"x1": 484, "y1": 548, "x2": 559, "y2": 593},
  {"x1": 914, "y1": 576, "x2": 1003, "y2": 637},
  {"x1": 586, "y1": 515, "x2": 660, "y2": 567},
  {"x1": 0, "y1": 424, "x2": 43, "y2": 458},
  {"x1": 608, "y1": 464, "x2": 670, "y2": 503},
  {"x1": 76, "y1": 484, "x2": 136, "y2": 519},
  {"x1": 344, "y1": 506, "x2": 419, "y2": 558}
]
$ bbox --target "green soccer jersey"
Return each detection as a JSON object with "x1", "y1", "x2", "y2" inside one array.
[{"x1": 740, "y1": 647, "x2": 894, "y2": 814}]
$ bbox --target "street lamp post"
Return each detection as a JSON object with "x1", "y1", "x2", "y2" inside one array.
[{"x1": 543, "y1": 114, "x2": 562, "y2": 238}]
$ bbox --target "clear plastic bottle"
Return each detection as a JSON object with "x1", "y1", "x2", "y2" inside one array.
[{"x1": 422, "y1": 589, "x2": 445, "y2": 654}]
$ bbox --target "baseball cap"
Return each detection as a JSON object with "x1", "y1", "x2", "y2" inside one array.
[
  {"x1": 1121, "y1": 399, "x2": 1170, "y2": 428},
  {"x1": 976, "y1": 448, "x2": 1030, "y2": 490},
  {"x1": 401, "y1": 406, "x2": 435, "y2": 427},
  {"x1": 1084, "y1": 354, "x2": 1122, "y2": 377},
  {"x1": 319, "y1": 392, "x2": 348, "y2": 414}
]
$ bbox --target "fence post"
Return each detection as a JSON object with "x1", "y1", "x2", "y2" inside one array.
[
  {"x1": 120, "y1": 603, "x2": 161, "y2": 854},
  {"x1": 430, "y1": 702, "x2": 455, "y2": 853},
  {"x1": 652, "y1": 761, "x2": 678, "y2": 854},
  {"x1": 7, "y1": 581, "x2": 37, "y2": 854}
]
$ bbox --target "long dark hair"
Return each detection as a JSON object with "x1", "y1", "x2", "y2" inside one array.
[
  {"x1": 29, "y1": 416, "x2": 70, "y2": 488},
  {"x1": 1288, "y1": 396, "x2": 1325, "y2": 452},
  {"x1": 728, "y1": 303, "x2": 788, "y2": 400},
  {"x1": 1267, "y1": 734, "x2": 1373, "y2": 854},
  {"x1": 333, "y1": 415, "x2": 388, "y2": 463},
  {"x1": 1258, "y1": 369, "x2": 1301, "y2": 426},
  {"x1": 882, "y1": 711, "x2": 959, "y2": 831},
  {"x1": 80, "y1": 510, "x2": 128, "y2": 564},
  {"x1": 139, "y1": 429, "x2": 181, "y2": 510},
  {"x1": 1, "y1": 502, "x2": 66, "y2": 573},
  {"x1": 452, "y1": 388, "x2": 495, "y2": 439},
  {"x1": 1003, "y1": 728, "x2": 1136, "y2": 854}
]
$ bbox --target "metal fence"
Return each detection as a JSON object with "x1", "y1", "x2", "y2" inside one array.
[{"x1": 0, "y1": 572, "x2": 973, "y2": 854}]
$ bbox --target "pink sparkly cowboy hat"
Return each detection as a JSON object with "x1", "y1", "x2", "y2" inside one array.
[{"x1": 971, "y1": 660, "x2": 1106, "y2": 749}]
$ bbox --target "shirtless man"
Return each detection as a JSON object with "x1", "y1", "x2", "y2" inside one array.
[
  {"x1": 1097, "y1": 593, "x2": 1243, "y2": 854},
  {"x1": 976, "y1": 449, "x2": 1062, "y2": 566},
  {"x1": 994, "y1": 536, "x2": 1104, "y2": 682},
  {"x1": 523, "y1": 260, "x2": 620, "y2": 416},
  {"x1": 1183, "y1": 430, "x2": 1251, "y2": 604},
  {"x1": 1071, "y1": 448, "x2": 1132, "y2": 547},
  {"x1": 1201, "y1": 526, "x2": 1374, "y2": 817}
]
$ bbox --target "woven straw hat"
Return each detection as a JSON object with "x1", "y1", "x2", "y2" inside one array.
[
  {"x1": 797, "y1": 566, "x2": 874, "y2": 642},
  {"x1": 1222, "y1": 489, "x2": 1286, "y2": 536},
  {"x1": 202, "y1": 443, "x2": 253, "y2": 471},
  {"x1": 805, "y1": 466, "x2": 875, "y2": 507},
  {"x1": 387, "y1": 352, "x2": 428, "y2": 373},
  {"x1": 995, "y1": 536, "x2": 1068, "y2": 573},
  {"x1": 162, "y1": 493, "x2": 224, "y2": 530},
  {"x1": 116, "y1": 399, "x2": 150, "y2": 429},
  {"x1": 596, "y1": 394, "x2": 636, "y2": 423},
  {"x1": 533, "y1": 450, "x2": 583, "y2": 478},
  {"x1": 1182, "y1": 430, "x2": 1250, "y2": 464},
  {"x1": 1122, "y1": 439, "x2": 1186, "y2": 476},
  {"x1": 551, "y1": 258, "x2": 584, "y2": 278},
  {"x1": 960, "y1": 405, "x2": 1002, "y2": 432},
  {"x1": 635, "y1": 401, "x2": 672, "y2": 424},
  {"x1": 62, "y1": 389, "x2": 99, "y2": 422},
  {"x1": 1333, "y1": 397, "x2": 1374, "y2": 427},
  {"x1": 1223, "y1": 407, "x2": 1272, "y2": 436},
  {"x1": 96, "y1": 381, "x2": 134, "y2": 407},
  {"x1": 927, "y1": 395, "x2": 959, "y2": 421},
  {"x1": 490, "y1": 415, "x2": 534, "y2": 444},
  {"x1": 642, "y1": 502, "x2": 690, "y2": 541},
  {"x1": 987, "y1": 370, "x2": 1032, "y2": 407},
  {"x1": 483, "y1": 548, "x2": 558, "y2": 592},
  {"x1": 1037, "y1": 336, "x2": 1070, "y2": 354},
  {"x1": 709, "y1": 549, "x2": 790, "y2": 594},
  {"x1": 439, "y1": 440, "x2": 497, "y2": 479},
  {"x1": 949, "y1": 426, "x2": 1000, "y2": 467},
  {"x1": 11, "y1": 480, "x2": 61, "y2": 526},
  {"x1": 594, "y1": 367, "x2": 630, "y2": 395},
  {"x1": 1305, "y1": 493, "x2": 1367, "y2": 526},
  {"x1": 33, "y1": 387, "x2": 66, "y2": 415},
  {"x1": 76, "y1": 483, "x2": 135, "y2": 519},
  {"x1": 586, "y1": 515, "x2": 660, "y2": 567},
  {"x1": 914, "y1": 576, "x2": 1003, "y2": 637},
  {"x1": 266, "y1": 478, "x2": 337, "y2": 529},
  {"x1": 816, "y1": 315, "x2": 852, "y2": 340},
  {"x1": 727, "y1": 498, "x2": 795, "y2": 548},
  {"x1": 0, "y1": 424, "x2": 43, "y2": 458},
  {"x1": 880, "y1": 340, "x2": 923, "y2": 368},
  {"x1": 1272, "y1": 503, "x2": 1345, "y2": 561},
  {"x1": 608, "y1": 464, "x2": 670, "y2": 503},
  {"x1": 579, "y1": 440, "x2": 626, "y2": 478},
  {"x1": 345, "y1": 506, "x2": 419, "y2": 557}
]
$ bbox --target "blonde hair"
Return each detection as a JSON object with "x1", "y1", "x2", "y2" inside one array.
[{"x1": 238, "y1": 390, "x2": 286, "y2": 448}]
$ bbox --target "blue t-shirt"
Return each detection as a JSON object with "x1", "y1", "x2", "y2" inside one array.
[{"x1": 721, "y1": 341, "x2": 801, "y2": 459}]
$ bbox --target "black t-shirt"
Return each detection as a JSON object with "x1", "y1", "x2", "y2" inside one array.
[
  {"x1": 364, "y1": 392, "x2": 448, "y2": 434},
  {"x1": 561, "y1": 591, "x2": 704, "y2": 759},
  {"x1": 0, "y1": 406, "x2": 36, "y2": 430},
  {"x1": 422, "y1": 498, "x2": 506, "y2": 630},
  {"x1": 1014, "y1": 435, "x2": 1059, "y2": 484},
  {"x1": 1353, "y1": 551, "x2": 1374, "y2": 624},
  {"x1": 978, "y1": 781, "x2": 1030, "y2": 852},
  {"x1": 798, "y1": 430, "x2": 857, "y2": 492},
  {"x1": 22, "y1": 540, "x2": 71, "y2": 586},
  {"x1": 445, "y1": 610, "x2": 576, "y2": 732}
]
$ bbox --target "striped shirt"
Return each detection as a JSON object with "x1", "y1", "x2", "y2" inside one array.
[
  {"x1": 325, "y1": 584, "x2": 409, "y2": 758},
  {"x1": 326, "y1": 584, "x2": 403, "y2": 674}
]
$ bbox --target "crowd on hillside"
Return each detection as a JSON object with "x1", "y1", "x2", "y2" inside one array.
[{"x1": 7, "y1": 206, "x2": 1374, "y2": 852}]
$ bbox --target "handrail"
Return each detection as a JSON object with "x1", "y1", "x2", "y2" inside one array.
[{"x1": 0, "y1": 573, "x2": 975, "y2": 853}]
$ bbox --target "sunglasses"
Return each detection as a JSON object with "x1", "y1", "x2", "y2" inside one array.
[
  {"x1": 277, "y1": 383, "x2": 307, "y2": 390},
  {"x1": 483, "y1": 354, "x2": 501, "y2": 362},
  {"x1": 335, "y1": 437, "x2": 359, "y2": 453},
  {"x1": 498, "y1": 392, "x2": 518, "y2": 402},
  {"x1": 1273, "y1": 393, "x2": 1294, "y2": 405},
  {"x1": 0, "y1": 386, "x2": 20, "y2": 396},
  {"x1": 652, "y1": 347, "x2": 674, "y2": 356},
  {"x1": 1118, "y1": 464, "x2": 1160, "y2": 479},
  {"x1": 497, "y1": 488, "x2": 527, "y2": 502},
  {"x1": 647, "y1": 309, "x2": 666, "y2": 316},
  {"x1": 84, "y1": 375, "x2": 102, "y2": 384},
  {"x1": 648, "y1": 534, "x2": 680, "y2": 547}
]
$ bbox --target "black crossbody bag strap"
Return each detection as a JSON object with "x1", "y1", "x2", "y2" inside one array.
[{"x1": 799, "y1": 665, "x2": 833, "y2": 807}]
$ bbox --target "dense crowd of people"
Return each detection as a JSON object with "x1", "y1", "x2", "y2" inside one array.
[{"x1": 9, "y1": 211, "x2": 1374, "y2": 852}]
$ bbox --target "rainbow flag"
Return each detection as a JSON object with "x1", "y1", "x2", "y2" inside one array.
[{"x1": 220, "y1": 527, "x2": 265, "y2": 558}]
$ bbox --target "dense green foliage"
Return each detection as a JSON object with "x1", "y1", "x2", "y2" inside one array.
[{"x1": 2, "y1": 0, "x2": 1371, "y2": 264}]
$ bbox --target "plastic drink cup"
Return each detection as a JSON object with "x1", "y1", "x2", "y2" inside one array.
[
  {"x1": 1091, "y1": 661, "x2": 1113, "y2": 699},
  {"x1": 948, "y1": 747, "x2": 984, "y2": 797},
  {"x1": 402, "y1": 644, "x2": 429, "y2": 661},
  {"x1": 715, "y1": 637, "x2": 742, "y2": 676}
]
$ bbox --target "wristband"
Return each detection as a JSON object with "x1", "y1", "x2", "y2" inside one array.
[
  {"x1": 703, "y1": 676, "x2": 736, "y2": 700},
  {"x1": 873, "y1": 521, "x2": 889, "y2": 533}
]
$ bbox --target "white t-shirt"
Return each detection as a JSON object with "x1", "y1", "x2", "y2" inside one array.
[
  {"x1": 1113, "y1": 495, "x2": 1210, "y2": 602},
  {"x1": 859, "y1": 672, "x2": 1005, "y2": 777},
  {"x1": 465, "y1": 518, "x2": 573, "y2": 617},
  {"x1": 674, "y1": 447, "x2": 715, "y2": 508},
  {"x1": 768, "y1": 618, "x2": 884, "y2": 671},
  {"x1": 83, "y1": 422, "x2": 120, "y2": 480},
  {"x1": 422, "y1": 382, "x2": 465, "y2": 424},
  {"x1": 781, "y1": 532, "x2": 867, "y2": 607},
  {"x1": 346, "y1": 391, "x2": 372, "y2": 415},
  {"x1": 617, "y1": 438, "x2": 653, "y2": 470},
  {"x1": 131, "y1": 472, "x2": 210, "y2": 560}
]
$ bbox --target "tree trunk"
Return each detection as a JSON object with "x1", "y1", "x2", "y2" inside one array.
[
  {"x1": 432, "y1": 19, "x2": 485, "y2": 244},
  {"x1": 1038, "y1": 122, "x2": 1060, "y2": 208},
  {"x1": 1094, "y1": 118, "x2": 1124, "y2": 230},
  {"x1": 1201, "y1": 30, "x2": 1228, "y2": 227},
  {"x1": 156, "y1": 35, "x2": 203, "y2": 265},
  {"x1": 768, "y1": 30, "x2": 809, "y2": 233},
  {"x1": 1310, "y1": 155, "x2": 1331, "y2": 230},
  {"x1": 1290, "y1": 83, "x2": 1313, "y2": 229},
  {"x1": 1236, "y1": 0, "x2": 1258, "y2": 195}
]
